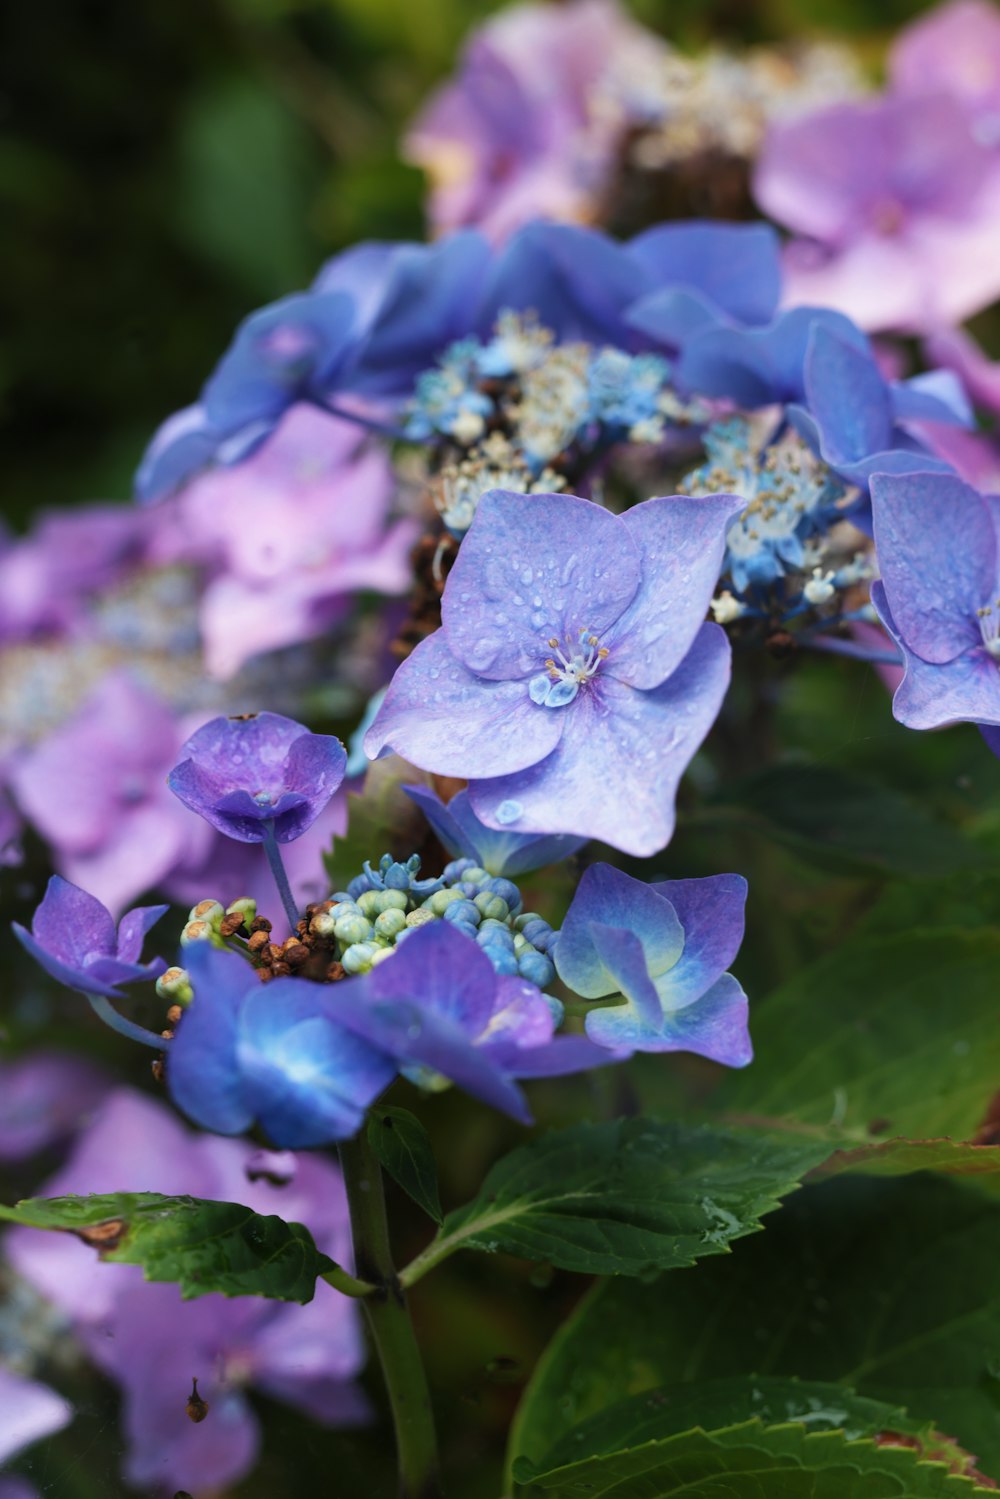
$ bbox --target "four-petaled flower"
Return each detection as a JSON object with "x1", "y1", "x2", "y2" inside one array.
[
  {"x1": 870, "y1": 470, "x2": 1000, "y2": 741},
  {"x1": 168, "y1": 712, "x2": 347, "y2": 844},
  {"x1": 365, "y1": 488, "x2": 742, "y2": 857},
  {"x1": 555, "y1": 862, "x2": 751, "y2": 1065},
  {"x1": 12, "y1": 875, "x2": 166, "y2": 999}
]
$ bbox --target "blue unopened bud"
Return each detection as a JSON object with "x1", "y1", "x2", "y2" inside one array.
[
  {"x1": 477, "y1": 926, "x2": 515, "y2": 953},
  {"x1": 485, "y1": 947, "x2": 519, "y2": 976},
  {"x1": 518, "y1": 951, "x2": 555, "y2": 986},
  {"x1": 482, "y1": 877, "x2": 522, "y2": 915},
  {"x1": 443, "y1": 858, "x2": 477, "y2": 882},
  {"x1": 443, "y1": 899, "x2": 481, "y2": 927}
]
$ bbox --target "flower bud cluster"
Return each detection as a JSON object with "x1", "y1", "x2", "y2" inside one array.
[{"x1": 328, "y1": 854, "x2": 558, "y2": 985}]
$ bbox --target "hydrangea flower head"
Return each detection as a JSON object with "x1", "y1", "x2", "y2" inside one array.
[
  {"x1": 364, "y1": 488, "x2": 741, "y2": 856},
  {"x1": 554, "y1": 862, "x2": 751, "y2": 1064},
  {"x1": 12, "y1": 875, "x2": 167, "y2": 999},
  {"x1": 870, "y1": 470, "x2": 1000, "y2": 734},
  {"x1": 168, "y1": 712, "x2": 347, "y2": 844},
  {"x1": 755, "y1": 91, "x2": 1000, "y2": 332}
]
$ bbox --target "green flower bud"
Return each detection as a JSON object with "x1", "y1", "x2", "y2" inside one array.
[
  {"x1": 310, "y1": 911, "x2": 338, "y2": 938},
  {"x1": 342, "y1": 941, "x2": 379, "y2": 974},
  {"x1": 462, "y1": 867, "x2": 489, "y2": 886},
  {"x1": 181, "y1": 919, "x2": 216, "y2": 947},
  {"x1": 188, "y1": 899, "x2": 224, "y2": 928},
  {"x1": 369, "y1": 944, "x2": 397, "y2": 967},
  {"x1": 335, "y1": 912, "x2": 375, "y2": 946},
  {"x1": 426, "y1": 887, "x2": 465, "y2": 915},
  {"x1": 225, "y1": 897, "x2": 257, "y2": 931},
  {"x1": 156, "y1": 966, "x2": 193, "y2": 1004},
  {"x1": 474, "y1": 892, "x2": 509, "y2": 922},
  {"x1": 374, "y1": 888, "x2": 409, "y2": 913},
  {"x1": 515, "y1": 911, "x2": 543, "y2": 932},
  {"x1": 330, "y1": 900, "x2": 362, "y2": 920},
  {"x1": 374, "y1": 908, "x2": 407, "y2": 939},
  {"x1": 405, "y1": 908, "x2": 437, "y2": 928},
  {"x1": 357, "y1": 890, "x2": 382, "y2": 918}
]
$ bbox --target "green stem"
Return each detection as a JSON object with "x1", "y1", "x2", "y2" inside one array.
[{"x1": 339, "y1": 1133, "x2": 443, "y2": 1499}]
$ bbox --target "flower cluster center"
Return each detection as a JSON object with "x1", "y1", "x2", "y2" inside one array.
[{"x1": 528, "y1": 628, "x2": 609, "y2": 709}]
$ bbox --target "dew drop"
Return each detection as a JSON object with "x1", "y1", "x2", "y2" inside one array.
[{"x1": 495, "y1": 800, "x2": 523, "y2": 825}]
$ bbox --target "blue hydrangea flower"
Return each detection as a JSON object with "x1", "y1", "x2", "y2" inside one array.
[
  {"x1": 787, "y1": 323, "x2": 967, "y2": 496},
  {"x1": 13, "y1": 876, "x2": 167, "y2": 999},
  {"x1": 365, "y1": 488, "x2": 741, "y2": 856},
  {"x1": 667, "y1": 306, "x2": 865, "y2": 407},
  {"x1": 870, "y1": 470, "x2": 1000, "y2": 736},
  {"x1": 623, "y1": 221, "x2": 782, "y2": 349},
  {"x1": 167, "y1": 946, "x2": 397, "y2": 1148},
  {"x1": 554, "y1": 862, "x2": 751, "y2": 1065},
  {"x1": 403, "y1": 783, "x2": 586, "y2": 876},
  {"x1": 168, "y1": 712, "x2": 346, "y2": 844}
]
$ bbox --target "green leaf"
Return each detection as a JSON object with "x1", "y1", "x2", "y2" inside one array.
[
  {"x1": 528, "y1": 1378, "x2": 918, "y2": 1474},
  {"x1": 718, "y1": 927, "x2": 1000, "y2": 1140},
  {"x1": 323, "y1": 755, "x2": 427, "y2": 894},
  {"x1": 515, "y1": 1419, "x2": 995, "y2": 1497},
  {"x1": 711, "y1": 763, "x2": 982, "y2": 878},
  {"x1": 400, "y1": 1119, "x2": 828, "y2": 1285},
  {"x1": 368, "y1": 1106, "x2": 443, "y2": 1224},
  {"x1": 510, "y1": 1174, "x2": 1000, "y2": 1480},
  {"x1": 0, "y1": 1193, "x2": 334, "y2": 1303}
]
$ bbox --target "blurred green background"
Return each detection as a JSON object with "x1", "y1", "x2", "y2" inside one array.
[{"x1": 2, "y1": 0, "x2": 946, "y2": 526}]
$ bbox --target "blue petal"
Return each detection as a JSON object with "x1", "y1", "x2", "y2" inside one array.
[
  {"x1": 166, "y1": 946, "x2": 256, "y2": 1136},
  {"x1": 627, "y1": 221, "x2": 782, "y2": 331},
  {"x1": 555, "y1": 863, "x2": 683, "y2": 1000}
]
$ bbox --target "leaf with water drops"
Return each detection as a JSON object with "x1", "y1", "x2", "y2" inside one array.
[
  {"x1": 0, "y1": 1192, "x2": 334, "y2": 1303},
  {"x1": 510, "y1": 1173, "x2": 1000, "y2": 1481},
  {"x1": 399, "y1": 1118, "x2": 829, "y2": 1284}
]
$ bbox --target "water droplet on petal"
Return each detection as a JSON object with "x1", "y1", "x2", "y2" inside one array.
[{"x1": 496, "y1": 800, "x2": 523, "y2": 825}]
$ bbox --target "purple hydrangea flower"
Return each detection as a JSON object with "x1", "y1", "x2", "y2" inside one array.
[
  {"x1": 554, "y1": 862, "x2": 751, "y2": 1064},
  {"x1": 369, "y1": 919, "x2": 616, "y2": 1083},
  {"x1": 168, "y1": 712, "x2": 347, "y2": 844},
  {"x1": 890, "y1": 0, "x2": 1000, "y2": 140},
  {"x1": 755, "y1": 91, "x2": 1000, "y2": 332},
  {"x1": 365, "y1": 489, "x2": 740, "y2": 856},
  {"x1": 403, "y1": 782, "x2": 586, "y2": 876},
  {"x1": 0, "y1": 1052, "x2": 108, "y2": 1161},
  {"x1": 870, "y1": 470, "x2": 1000, "y2": 734},
  {"x1": 5, "y1": 1089, "x2": 366, "y2": 1494},
  {"x1": 8, "y1": 672, "x2": 212, "y2": 916},
  {"x1": 12, "y1": 875, "x2": 166, "y2": 1000},
  {"x1": 0, "y1": 1368, "x2": 72, "y2": 1470}
]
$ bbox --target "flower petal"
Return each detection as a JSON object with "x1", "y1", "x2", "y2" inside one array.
[
  {"x1": 468, "y1": 622, "x2": 731, "y2": 856},
  {"x1": 441, "y1": 489, "x2": 641, "y2": 680},
  {"x1": 364, "y1": 630, "x2": 563, "y2": 778},
  {"x1": 555, "y1": 862, "x2": 683, "y2": 1000},
  {"x1": 650, "y1": 874, "x2": 747, "y2": 1009}
]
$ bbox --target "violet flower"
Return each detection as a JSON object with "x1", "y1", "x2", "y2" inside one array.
[
  {"x1": 870, "y1": 470, "x2": 1000, "y2": 735},
  {"x1": 403, "y1": 783, "x2": 586, "y2": 876},
  {"x1": 5, "y1": 1089, "x2": 366, "y2": 1495},
  {"x1": 8, "y1": 672, "x2": 213, "y2": 917},
  {"x1": 0, "y1": 1368, "x2": 72, "y2": 1471},
  {"x1": 755, "y1": 91, "x2": 1000, "y2": 332},
  {"x1": 365, "y1": 489, "x2": 740, "y2": 856},
  {"x1": 554, "y1": 862, "x2": 751, "y2": 1064},
  {"x1": 890, "y1": 0, "x2": 1000, "y2": 143},
  {"x1": 167, "y1": 712, "x2": 347, "y2": 845},
  {"x1": 0, "y1": 1052, "x2": 108, "y2": 1162},
  {"x1": 12, "y1": 875, "x2": 166, "y2": 1000}
]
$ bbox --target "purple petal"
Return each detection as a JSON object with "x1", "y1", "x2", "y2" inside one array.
[
  {"x1": 31, "y1": 874, "x2": 115, "y2": 966},
  {"x1": 363, "y1": 630, "x2": 563, "y2": 778},
  {"x1": 115, "y1": 902, "x2": 169, "y2": 963},
  {"x1": 0, "y1": 1369, "x2": 72, "y2": 1466},
  {"x1": 441, "y1": 489, "x2": 641, "y2": 680},
  {"x1": 891, "y1": 369, "x2": 972, "y2": 429},
  {"x1": 650, "y1": 874, "x2": 748, "y2": 1009},
  {"x1": 502, "y1": 1034, "x2": 629, "y2": 1077},
  {"x1": 475, "y1": 222, "x2": 639, "y2": 345},
  {"x1": 468, "y1": 623, "x2": 731, "y2": 857},
  {"x1": 871, "y1": 470, "x2": 994, "y2": 663},
  {"x1": 12, "y1": 924, "x2": 124, "y2": 998},
  {"x1": 0, "y1": 1052, "x2": 108, "y2": 1162},
  {"x1": 894, "y1": 640, "x2": 1000, "y2": 730},
  {"x1": 367, "y1": 920, "x2": 498, "y2": 1034},
  {"x1": 660, "y1": 972, "x2": 752, "y2": 1067},
  {"x1": 555, "y1": 863, "x2": 684, "y2": 1000},
  {"x1": 674, "y1": 306, "x2": 866, "y2": 407},
  {"x1": 606, "y1": 494, "x2": 744, "y2": 689},
  {"x1": 402, "y1": 784, "x2": 587, "y2": 876},
  {"x1": 583, "y1": 925, "x2": 667, "y2": 1049}
]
